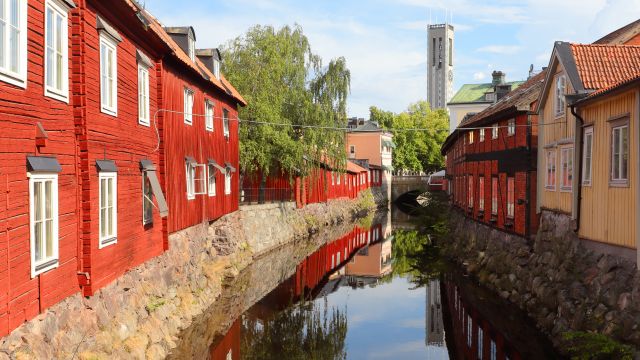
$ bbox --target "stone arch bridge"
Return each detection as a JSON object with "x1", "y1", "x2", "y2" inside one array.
[{"x1": 392, "y1": 175, "x2": 430, "y2": 203}]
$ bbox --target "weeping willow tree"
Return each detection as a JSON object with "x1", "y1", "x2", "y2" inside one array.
[
  {"x1": 222, "y1": 25, "x2": 351, "y2": 179},
  {"x1": 241, "y1": 301, "x2": 348, "y2": 360}
]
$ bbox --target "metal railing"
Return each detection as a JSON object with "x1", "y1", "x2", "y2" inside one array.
[{"x1": 240, "y1": 187, "x2": 295, "y2": 205}]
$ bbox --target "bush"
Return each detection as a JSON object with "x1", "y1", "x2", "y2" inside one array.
[{"x1": 562, "y1": 331, "x2": 635, "y2": 360}]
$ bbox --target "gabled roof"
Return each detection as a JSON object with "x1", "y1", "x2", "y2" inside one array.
[
  {"x1": 449, "y1": 81, "x2": 525, "y2": 105},
  {"x1": 124, "y1": 0, "x2": 247, "y2": 106},
  {"x1": 163, "y1": 26, "x2": 196, "y2": 40},
  {"x1": 578, "y1": 73, "x2": 640, "y2": 104},
  {"x1": 351, "y1": 121, "x2": 383, "y2": 132},
  {"x1": 346, "y1": 161, "x2": 368, "y2": 174},
  {"x1": 594, "y1": 19, "x2": 640, "y2": 45}
]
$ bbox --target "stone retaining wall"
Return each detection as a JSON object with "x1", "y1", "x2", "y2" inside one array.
[
  {"x1": 0, "y1": 194, "x2": 376, "y2": 360},
  {"x1": 443, "y1": 209, "x2": 640, "y2": 349}
]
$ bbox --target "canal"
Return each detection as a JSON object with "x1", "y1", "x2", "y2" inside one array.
[{"x1": 169, "y1": 204, "x2": 561, "y2": 359}]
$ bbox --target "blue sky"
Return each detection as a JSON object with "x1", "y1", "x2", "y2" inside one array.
[{"x1": 144, "y1": 0, "x2": 640, "y2": 117}]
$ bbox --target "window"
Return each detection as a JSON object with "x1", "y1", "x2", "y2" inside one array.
[
  {"x1": 491, "y1": 177, "x2": 498, "y2": 215},
  {"x1": 30, "y1": 174, "x2": 59, "y2": 276},
  {"x1": 185, "y1": 160, "x2": 206, "y2": 199},
  {"x1": 560, "y1": 146, "x2": 573, "y2": 191},
  {"x1": 208, "y1": 164, "x2": 216, "y2": 196},
  {"x1": 478, "y1": 327, "x2": 484, "y2": 359},
  {"x1": 507, "y1": 177, "x2": 514, "y2": 219},
  {"x1": 555, "y1": 75, "x2": 566, "y2": 116},
  {"x1": 337, "y1": 173, "x2": 341, "y2": 185},
  {"x1": 99, "y1": 172, "x2": 117, "y2": 248},
  {"x1": 184, "y1": 88, "x2": 194, "y2": 125},
  {"x1": 225, "y1": 169, "x2": 232, "y2": 195},
  {"x1": 213, "y1": 59, "x2": 221, "y2": 80},
  {"x1": 0, "y1": 0, "x2": 27, "y2": 87},
  {"x1": 468, "y1": 175, "x2": 473, "y2": 208},
  {"x1": 349, "y1": 145, "x2": 355, "y2": 156},
  {"x1": 467, "y1": 315, "x2": 472, "y2": 347},
  {"x1": 490, "y1": 340, "x2": 497, "y2": 360},
  {"x1": 138, "y1": 65, "x2": 150, "y2": 125},
  {"x1": 44, "y1": 0, "x2": 69, "y2": 101},
  {"x1": 449, "y1": 38, "x2": 453, "y2": 66},
  {"x1": 479, "y1": 177, "x2": 485, "y2": 211},
  {"x1": 611, "y1": 121, "x2": 629, "y2": 184},
  {"x1": 583, "y1": 127, "x2": 593, "y2": 185},
  {"x1": 205, "y1": 100, "x2": 214, "y2": 132},
  {"x1": 479, "y1": 128, "x2": 485, "y2": 142},
  {"x1": 188, "y1": 35, "x2": 195, "y2": 61},
  {"x1": 492, "y1": 124, "x2": 498, "y2": 139},
  {"x1": 432, "y1": 37, "x2": 435, "y2": 66},
  {"x1": 468, "y1": 131, "x2": 474, "y2": 144},
  {"x1": 545, "y1": 150, "x2": 556, "y2": 189},
  {"x1": 142, "y1": 171, "x2": 153, "y2": 225},
  {"x1": 507, "y1": 119, "x2": 515, "y2": 136},
  {"x1": 223, "y1": 108, "x2": 230, "y2": 137},
  {"x1": 100, "y1": 34, "x2": 118, "y2": 115}
]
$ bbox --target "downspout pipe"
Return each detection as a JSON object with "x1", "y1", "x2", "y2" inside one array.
[{"x1": 570, "y1": 105, "x2": 585, "y2": 233}]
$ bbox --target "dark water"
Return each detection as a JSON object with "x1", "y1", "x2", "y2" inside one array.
[{"x1": 175, "y1": 205, "x2": 561, "y2": 360}]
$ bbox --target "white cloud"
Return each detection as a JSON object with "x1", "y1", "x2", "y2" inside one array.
[
  {"x1": 395, "y1": 0, "x2": 531, "y2": 24},
  {"x1": 477, "y1": 45, "x2": 522, "y2": 55},
  {"x1": 473, "y1": 72, "x2": 486, "y2": 80}
]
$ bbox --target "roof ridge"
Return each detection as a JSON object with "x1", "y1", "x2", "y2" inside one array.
[{"x1": 570, "y1": 42, "x2": 640, "y2": 48}]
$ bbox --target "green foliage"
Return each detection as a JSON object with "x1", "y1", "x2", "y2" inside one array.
[
  {"x1": 562, "y1": 331, "x2": 635, "y2": 360},
  {"x1": 242, "y1": 301, "x2": 347, "y2": 359},
  {"x1": 370, "y1": 101, "x2": 449, "y2": 173},
  {"x1": 145, "y1": 296, "x2": 166, "y2": 313},
  {"x1": 222, "y1": 25, "x2": 350, "y2": 178},
  {"x1": 355, "y1": 189, "x2": 376, "y2": 212}
]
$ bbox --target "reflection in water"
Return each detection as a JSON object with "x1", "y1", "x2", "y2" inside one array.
[{"x1": 201, "y1": 205, "x2": 559, "y2": 360}]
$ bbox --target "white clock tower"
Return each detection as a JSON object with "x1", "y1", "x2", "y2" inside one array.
[{"x1": 427, "y1": 23, "x2": 454, "y2": 110}]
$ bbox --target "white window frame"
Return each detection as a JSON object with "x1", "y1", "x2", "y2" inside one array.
[
  {"x1": 98, "y1": 172, "x2": 117, "y2": 249},
  {"x1": 225, "y1": 169, "x2": 232, "y2": 195},
  {"x1": 142, "y1": 171, "x2": 153, "y2": 225},
  {"x1": 467, "y1": 315, "x2": 472, "y2": 347},
  {"x1": 582, "y1": 127, "x2": 593, "y2": 186},
  {"x1": 507, "y1": 177, "x2": 515, "y2": 219},
  {"x1": 44, "y1": 0, "x2": 70, "y2": 102},
  {"x1": 29, "y1": 173, "x2": 59, "y2": 277},
  {"x1": 0, "y1": 0, "x2": 28, "y2": 88},
  {"x1": 468, "y1": 131, "x2": 474, "y2": 144},
  {"x1": 507, "y1": 119, "x2": 515, "y2": 136},
  {"x1": 478, "y1": 176, "x2": 485, "y2": 211},
  {"x1": 545, "y1": 149, "x2": 557, "y2": 190},
  {"x1": 491, "y1": 177, "x2": 498, "y2": 216},
  {"x1": 205, "y1": 100, "x2": 214, "y2": 132},
  {"x1": 611, "y1": 121, "x2": 629, "y2": 185},
  {"x1": 555, "y1": 75, "x2": 566, "y2": 117},
  {"x1": 479, "y1": 128, "x2": 485, "y2": 142},
  {"x1": 478, "y1": 327, "x2": 483, "y2": 359},
  {"x1": 213, "y1": 58, "x2": 221, "y2": 80},
  {"x1": 208, "y1": 164, "x2": 216, "y2": 197},
  {"x1": 184, "y1": 88, "x2": 194, "y2": 125},
  {"x1": 492, "y1": 124, "x2": 498, "y2": 139},
  {"x1": 349, "y1": 145, "x2": 355, "y2": 155},
  {"x1": 560, "y1": 146, "x2": 573, "y2": 192},
  {"x1": 138, "y1": 64, "x2": 150, "y2": 126},
  {"x1": 490, "y1": 340, "x2": 497, "y2": 360},
  {"x1": 186, "y1": 162, "x2": 195, "y2": 199},
  {"x1": 188, "y1": 35, "x2": 195, "y2": 62},
  {"x1": 99, "y1": 34, "x2": 118, "y2": 116},
  {"x1": 223, "y1": 108, "x2": 230, "y2": 137},
  {"x1": 468, "y1": 175, "x2": 473, "y2": 208}
]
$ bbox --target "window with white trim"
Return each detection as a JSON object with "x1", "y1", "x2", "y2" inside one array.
[
  {"x1": 507, "y1": 119, "x2": 515, "y2": 136},
  {"x1": 545, "y1": 150, "x2": 556, "y2": 190},
  {"x1": 582, "y1": 127, "x2": 593, "y2": 185},
  {"x1": 225, "y1": 169, "x2": 232, "y2": 195},
  {"x1": 479, "y1": 128, "x2": 485, "y2": 142},
  {"x1": 205, "y1": 100, "x2": 214, "y2": 132},
  {"x1": 138, "y1": 64, "x2": 150, "y2": 125},
  {"x1": 188, "y1": 35, "x2": 195, "y2": 62},
  {"x1": 185, "y1": 161, "x2": 206, "y2": 199},
  {"x1": 611, "y1": 121, "x2": 629, "y2": 184},
  {"x1": 100, "y1": 34, "x2": 118, "y2": 115},
  {"x1": 479, "y1": 176, "x2": 485, "y2": 211},
  {"x1": 491, "y1": 177, "x2": 498, "y2": 216},
  {"x1": 44, "y1": 0, "x2": 69, "y2": 101},
  {"x1": 507, "y1": 177, "x2": 514, "y2": 219},
  {"x1": 99, "y1": 172, "x2": 117, "y2": 248},
  {"x1": 0, "y1": 0, "x2": 27, "y2": 87},
  {"x1": 492, "y1": 123, "x2": 498, "y2": 139},
  {"x1": 468, "y1": 131, "x2": 474, "y2": 144},
  {"x1": 223, "y1": 108, "x2": 230, "y2": 137},
  {"x1": 208, "y1": 164, "x2": 216, "y2": 197},
  {"x1": 30, "y1": 174, "x2": 59, "y2": 277},
  {"x1": 478, "y1": 327, "x2": 484, "y2": 359},
  {"x1": 213, "y1": 58, "x2": 221, "y2": 80},
  {"x1": 468, "y1": 175, "x2": 473, "y2": 208},
  {"x1": 184, "y1": 88, "x2": 194, "y2": 125},
  {"x1": 555, "y1": 75, "x2": 566, "y2": 117},
  {"x1": 560, "y1": 146, "x2": 573, "y2": 191},
  {"x1": 142, "y1": 171, "x2": 153, "y2": 225}
]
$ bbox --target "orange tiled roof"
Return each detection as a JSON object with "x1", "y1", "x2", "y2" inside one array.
[
  {"x1": 124, "y1": 0, "x2": 246, "y2": 106},
  {"x1": 583, "y1": 73, "x2": 640, "y2": 101},
  {"x1": 571, "y1": 43, "x2": 640, "y2": 90},
  {"x1": 346, "y1": 161, "x2": 367, "y2": 174}
]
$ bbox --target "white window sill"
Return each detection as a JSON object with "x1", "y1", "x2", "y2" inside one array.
[
  {"x1": 139, "y1": 119, "x2": 151, "y2": 127},
  {"x1": 184, "y1": 121, "x2": 193, "y2": 126},
  {"x1": 609, "y1": 180, "x2": 629, "y2": 188},
  {"x1": 208, "y1": 193, "x2": 216, "y2": 197},
  {"x1": 560, "y1": 187, "x2": 572, "y2": 193},
  {"x1": 45, "y1": 88, "x2": 69, "y2": 103},
  {"x1": 206, "y1": 128, "x2": 214, "y2": 132},
  {"x1": 101, "y1": 106, "x2": 118, "y2": 117},
  {"x1": 545, "y1": 186, "x2": 556, "y2": 191},
  {"x1": 99, "y1": 237, "x2": 118, "y2": 249},
  {"x1": 32, "y1": 259, "x2": 59, "y2": 278},
  {"x1": 0, "y1": 71, "x2": 27, "y2": 89},
  {"x1": 187, "y1": 195, "x2": 195, "y2": 200}
]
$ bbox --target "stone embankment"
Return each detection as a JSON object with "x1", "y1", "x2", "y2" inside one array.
[
  {"x1": 443, "y1": 210, "x2": 640, "y2": 350},
  {"x1": 0, "y1": 191, "x2": 377, "y2": 360}
]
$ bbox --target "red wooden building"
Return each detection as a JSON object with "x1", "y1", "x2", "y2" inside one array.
[{"x1": 441, "y1": 71, "x2": 545, "y2": 238}]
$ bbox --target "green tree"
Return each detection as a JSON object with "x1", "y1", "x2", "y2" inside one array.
[
  {"x1": 222, "y1": 25, "x2": 350, "y2": 179},
  {"x1": 370, "y1": 101, "x2": 448, "y2": 174}
]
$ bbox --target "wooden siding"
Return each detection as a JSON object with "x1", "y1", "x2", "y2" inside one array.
[
  {"x1": 539, "y1": 60, "x2": 575, "y2": 214},
  {"x1": 579, "y1": 90, "x2": 638, "y2": 248}
]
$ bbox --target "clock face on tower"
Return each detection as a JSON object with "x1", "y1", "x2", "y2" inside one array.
[{"x1": 448, "y1": 70, "x2": 453, "y2": 82}]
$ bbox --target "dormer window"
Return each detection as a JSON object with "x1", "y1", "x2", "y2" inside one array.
[
  {"x1": 213, "y1": 59, "x2": 221, "y2": 80},
  {"x1": 188, "y1": 35, "x2": 195, "y2": 62}
]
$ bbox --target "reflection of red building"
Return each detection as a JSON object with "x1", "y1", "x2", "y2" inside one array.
[{"x1": 209, "y1": 317, "x2": 240, "y2": 360}]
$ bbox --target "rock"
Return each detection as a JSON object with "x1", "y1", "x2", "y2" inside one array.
[
  {"x1": 146, "y1": 344, "x2": 167, "y2": 360},
  {"x1": 618, "y1": 292, "x2": 632, "y2": 311}
]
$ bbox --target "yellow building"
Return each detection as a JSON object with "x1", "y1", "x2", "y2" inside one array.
[{"x1": 537, "y1": 41, "x2": 640, "y2": 261}]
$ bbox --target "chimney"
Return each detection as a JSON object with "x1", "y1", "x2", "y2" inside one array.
[
  {"x1": 496, "y1": 84, "x2": 512, "y2": 101},
  {"x1": 491, "y1": 71, "x2": 505, "y2": 86}
]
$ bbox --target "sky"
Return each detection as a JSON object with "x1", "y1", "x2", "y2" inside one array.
[{"x1": 143, "y1": 0, "x2": 640, "y2": 118}]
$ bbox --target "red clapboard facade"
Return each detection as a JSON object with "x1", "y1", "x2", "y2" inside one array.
[{"x1": 441, "y1": 72, "x2": 544, "y2": 238}]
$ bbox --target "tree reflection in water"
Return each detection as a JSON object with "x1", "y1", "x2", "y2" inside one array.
[{"x1": 241, "y1": 298, "x2": 348, "y2": 360}]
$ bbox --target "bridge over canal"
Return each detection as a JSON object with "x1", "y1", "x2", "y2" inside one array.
[{"x1": 391, "y1": 175, "x2": 430, "y2": 202}]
